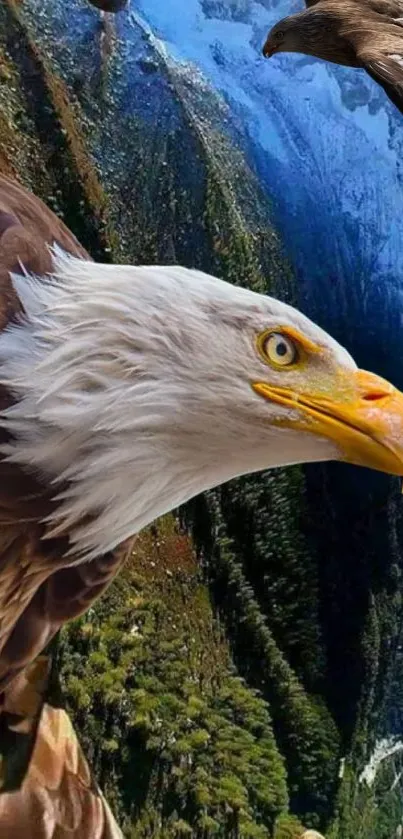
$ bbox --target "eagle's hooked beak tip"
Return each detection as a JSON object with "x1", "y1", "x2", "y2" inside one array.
[
  {"x1": 262, "y1": 43, "x2": 273, "y2": 58},
  {"x1": 253, "y1": 369, "x2": 403, "y2": 478}
]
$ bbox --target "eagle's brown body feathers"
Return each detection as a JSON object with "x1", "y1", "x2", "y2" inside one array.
[
  {"x1": 0, "y1": 176, "x2": 129, "y2": 836},
  {"x1": 0, "y1": 690, "x2": 123, "y2": 838},
  {"x1": 0, "y1": 176, "x2": 134, "y2": 692}
]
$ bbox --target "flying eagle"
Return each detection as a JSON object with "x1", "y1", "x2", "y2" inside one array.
[
  {"x1": 262, "y1": 0, "x2": 403, "y2": 115},
  {"x1": 0, "y1": 174, "x2": 403, "y2": 833},
  {"x1": 87, "y1": 0, "x2": 128, "y2": 12}
]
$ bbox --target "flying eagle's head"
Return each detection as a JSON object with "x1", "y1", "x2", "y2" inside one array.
[
  {"x1": 262, "y1": 10, "x2": 336, "y2": 59},
  {"x1": 1, "y1": 254, "x2": 403, "y2": 560},
  {"x1": 262, "y1": 15, "x2": 306, "y2": 57}
]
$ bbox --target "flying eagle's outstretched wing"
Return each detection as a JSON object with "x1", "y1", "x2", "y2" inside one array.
[
  {"x1": 349, "y1": 15, "x2": 403, "y2": 112},
  {"x1": 304, "y1": 0, "x2": 403, "y2": 11}
]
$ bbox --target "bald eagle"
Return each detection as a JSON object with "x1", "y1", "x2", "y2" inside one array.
[{"x1": 0, "y1": 174, "x2": 402, "y2": 834}]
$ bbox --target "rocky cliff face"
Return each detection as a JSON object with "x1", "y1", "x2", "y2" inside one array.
[{"x1": 0, "y1": 1, "x2": 403, "y2": 836}]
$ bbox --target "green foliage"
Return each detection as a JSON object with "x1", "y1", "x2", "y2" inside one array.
[
  {"x1": 219, "y1": 469, "x2": 325, "y2": 690},
  {"x1": 329, "y1": 753, "x2": 403, "y2": 839},
  {"x1": 60, "y1": 518, "x2": 288, "y2": 837},
  {"x1": 184, "y1": 493, "x2": 340, "y2": 827},
  {"x1": 273, "y1": 814, "x2": 305, "y2": 839}
]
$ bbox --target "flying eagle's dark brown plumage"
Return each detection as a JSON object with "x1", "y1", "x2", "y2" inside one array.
[
  {"x1": 87, "y1": 0, "x2": 128, "y2": 12},
  {"x1": 262, "y1": 0, "x2": 403, "y2": 115}
]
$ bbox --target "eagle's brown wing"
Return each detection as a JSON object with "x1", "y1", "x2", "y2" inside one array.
[
  {"x1": 349, "y1": 25, "x2": 403, "y2": 113},
  {"x1": 0, "y1": 175, "x2": 106, "y2": 691},
  {"x1": 364, "y1": 0, "x2": 403, "y2": 16},
  {"x1": 0, "y1": 175, "x2": 130, "y2": 832},
  {"x1": 362, "y1": 52, "x2": 403, "y2": 111},
  {"x1": 0, "y1": 175, "x2": 88, "y2": 311},
  {"x1": 0, "y1": 678, "x2": 123, "y2": 838},
  {"x1": 305, "y1": 0, "x2": 403, "y2": 13},
  {"x1": 0, "y1": 176, "x2": 89, "y2": 688}
]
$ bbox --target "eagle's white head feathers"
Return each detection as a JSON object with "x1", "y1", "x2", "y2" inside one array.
[{"x1": 0, "y1": 250, "x2": 401, "y2": 561}]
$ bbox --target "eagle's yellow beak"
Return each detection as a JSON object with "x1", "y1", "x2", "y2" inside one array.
[{"x1": 253, "y1": 369, "x2": 403, "y2": 476}]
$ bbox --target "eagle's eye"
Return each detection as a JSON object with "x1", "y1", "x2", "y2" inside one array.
[
  {"x1": 274, "y1": 30, "x2": 285, "y2": 41},
  {"x1": 261, "y1": 331, "x2": 298, "y2": 368}
]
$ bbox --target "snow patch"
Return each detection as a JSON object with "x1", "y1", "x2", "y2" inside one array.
[
  {"x1": 133, "y1": 0, "x2": 403, "y2": 284},
  {"x1": 359, "y1": 738, "x2": 403, "y2": 788}
]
